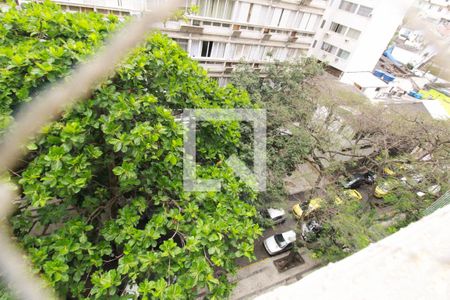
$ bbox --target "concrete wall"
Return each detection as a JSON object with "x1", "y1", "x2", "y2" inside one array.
[{"x1": 257, "y1": 203, "x2": 450, "y2": 300}]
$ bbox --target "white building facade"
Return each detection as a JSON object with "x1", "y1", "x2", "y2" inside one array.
[
  {"x1": 19, "y1": 0, "x2": 414, "y2": 81},
  {"x1": 310, "y1": 0, "x2": 415, "y2": 78},
  {"x1": 417, "y1": 0, "x2": 450, "y2": 23}
]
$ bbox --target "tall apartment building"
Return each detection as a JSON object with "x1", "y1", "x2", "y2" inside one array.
[
  {"x1": 310, "y1": 0, "x2": 414, "y2": 79},
  {"x1": 417, "y1": 0, "x2": 450, "y2": 23},
  {"x1": 18, "y1": 0, "x2": 413, "y2": 82}
]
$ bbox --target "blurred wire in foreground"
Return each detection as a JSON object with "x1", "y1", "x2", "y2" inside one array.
[{"x1": 0, "y1": 1, "x2": 182, "y2": 299}]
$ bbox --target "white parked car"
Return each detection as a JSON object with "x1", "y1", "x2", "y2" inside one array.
[
  {"x1": 263, "y1": 230, "x2": 296, "y2": 256},
  {"x1": 265, "y1": 208, "x2": 287, "y2": 225},
  {"x1": 417, "y1": 184, "x2": 441, "y2": 197}
]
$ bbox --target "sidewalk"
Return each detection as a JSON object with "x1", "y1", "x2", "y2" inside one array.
[{"x1": 230, "y1": 248, "x2": 321, "y2": 300}]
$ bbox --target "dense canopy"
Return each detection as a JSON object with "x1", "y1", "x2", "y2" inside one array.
[{"x1": 0, "y1": 2, "x2": 261, "y2": 298}]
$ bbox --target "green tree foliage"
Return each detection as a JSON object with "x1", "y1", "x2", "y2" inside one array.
[
  {"x1": 305, "y1": 100, "x2": 449, "y2": 263},
  {"x1": 311, "y1": 196, "x2": 389, "y2": 262},
  {"x1": 231, "y1": 60, "x2": 449, "y2": 264},
  {"x1": 1, "y1": 2, "x2": 262, "y2": 298},
  {"x1": 231, "y1": 60, "x2": 324, "y2": 204}
]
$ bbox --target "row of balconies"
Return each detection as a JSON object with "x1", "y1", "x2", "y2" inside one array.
[
  {"x1": 186, "y1": 14, "x2": 318, "y2": 36},
  {"x1": 177, "y1": 18, "x2": 315, "y2": 45},
  {"x1": 20, "y1": 0, "x2": 146, "y2": 12},
  {"x1": 195, "y1": 60, "x2": 274, "y2": 75}
]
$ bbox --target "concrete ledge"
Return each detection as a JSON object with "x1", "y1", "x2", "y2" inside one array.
[
  {"x1": 231, "y1": 249, "x2": 321, "y2": 300},
  {"x1": 256, "y1": 205, "x2": 450, "y2": 300}
]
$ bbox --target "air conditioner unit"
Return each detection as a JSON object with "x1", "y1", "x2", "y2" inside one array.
[
  {"x1": 180, "y1": 24, "x2": 204, "y2": 34},
  {"x1": 299, "y1": 0, "x2": 312, "y2": 6},
  {"x1": 232, "y1": 30, "x2": 242, "y2": 37},
  {"x1": 262, "y1": 33, "x2": 272, "y2": 40},
  {"x1": 225, "y1": 66, "x2": 234, "y2": 73},
  {"x1": 289, "y1": 31, "x2": 297, "y2": 41}
]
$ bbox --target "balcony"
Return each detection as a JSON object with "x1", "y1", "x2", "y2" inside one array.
[
  {"x1": 51, "y1": 0, "x2": 146, "y2": 11},
  {"x1": 232, "y1": 24, "x2": 242, "y2": 37},
  {"x1": 180, "y1": 21, "x2": 204, "y2": 34}
]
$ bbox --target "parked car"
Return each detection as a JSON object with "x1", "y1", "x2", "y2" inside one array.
[
  {"x1": 335, "y1": 189, "x2": 363, "y2": 204},
  {"x1": 293, "y1": 190, "x2": 360, "y2": 218},
  {"x1": 374, "y1": 178, "x2": 399, "y2": 198},
  {"x1": 400, "y1": 174, "x2": 424, "y2": 186},
  {"x1": 383, "y1": 167, "x2": 396, "y2": 176},
  {"x1": 342, "y1": 171, "x2": 375, "y2": 189},
  {"x1": 427, "y1": 184, "x2": 441, "y2": 195},
  {"x1": 263, "y1": 230, "x2": 297, "y2": 256},
  {"x1": 292, "y1": 198, "x2": 323, "y2": 219},
  {"x1": 301, "y1": 220, "x2": 322, "y2": 242},
  {"x1": 417, "y1": 184, "x2": 441, "y2": 197},
  {"x1": 264, "y1": 208, "x2": 287, "y2": 225},
  {"x1": 375, "y1": 173, "x2": 440, "y2": 199}
]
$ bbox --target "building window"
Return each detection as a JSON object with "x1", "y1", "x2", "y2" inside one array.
[
  {"x1": 320, "y1": 20, "x2": 326, "y2": 28},
  {"x1": 287, "y1": 48, "x2": 298, "y2": 58},
  {"x1": 330, "y1": 22, "x2": 347, "y2": 34},
  {"x1": 173, "y1": 38, "x2": 188, "y2": 51},
  {"x1": 357, "y1": 5, "x2": 373, "y2": 17},
  {"x1": 312, "y1": 40, "x2": 317, "y2": 48},
  {"x1": 201, "y1": 41, "x2": 213, "y2": 57},
  {"x1": 197, "y1": 0, "x2": 233, "y2": 20},
  {"x1": 321, "y1": 42, "x2": 337, "y2": 54},
  {"x1": 218, "y1": 77, "x2": 229, "y2": 86},
  {"x1": 337, "y1": 49, "x2": 350, "y2": 59},
  {"x1": 199, "y1": 41, "x2": 226, "y2": 58},
  {"x1": 346, "y1": 28, "x2": 361, "y2": 39},
  {"x1": 247, "y1": 3, "x2": 254, "y2": 22},
  {"x1": 339, "y1": 0, "x2": 358, "y2": 13}
]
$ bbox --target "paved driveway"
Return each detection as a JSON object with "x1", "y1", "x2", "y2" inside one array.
[
  {"x1": 231, "y1": 247, "x2": 321, "y2": 300},
  {"x1": 236, "y1": 211, "x2": 298, "y2": 268}
]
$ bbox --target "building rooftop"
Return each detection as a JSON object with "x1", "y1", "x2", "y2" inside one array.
[{"x1": 342, "y1": 72, "x2": 388, "y2": 88}]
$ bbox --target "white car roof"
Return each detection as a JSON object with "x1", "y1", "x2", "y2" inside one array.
[
  {"x1": 267, "y1": 208, "x2": 285, "y2": 219},
  {"x1": 282, "y1": 230, "x2": 297, "y2": 242}
]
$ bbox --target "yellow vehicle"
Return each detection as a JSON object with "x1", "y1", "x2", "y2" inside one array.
[
  {"x1": 374, "y1": 179, "x2": 397, "y2": 198},
  {"x1": 293, "y1": 190, "x2": 362, "y2": 219},
  {"x1": 383, "y1": 167, "x2": 396, "y2": 176},
  {"x1": 292, "y1": 197, "x2": 323, "y2": 219},
  {"x1": 335, "y1": 189, "x2": 362, "y2": 204}
]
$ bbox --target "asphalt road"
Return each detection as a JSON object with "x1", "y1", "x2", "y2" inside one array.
[
  {"x1": 236, "y1": 182, "x2": 378, "y2": 268},
  {"x1": 236, "y1": 209, "x2": 299, "y2": 268}
]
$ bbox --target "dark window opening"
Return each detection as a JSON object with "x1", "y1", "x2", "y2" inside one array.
[{"x1": 201, "y1": 41, "x2": 213, "y2": 57}]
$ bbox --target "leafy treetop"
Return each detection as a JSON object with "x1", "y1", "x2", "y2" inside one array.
[{"x1": 1, "y1": 2, "x2": 261, "y2": 299}]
